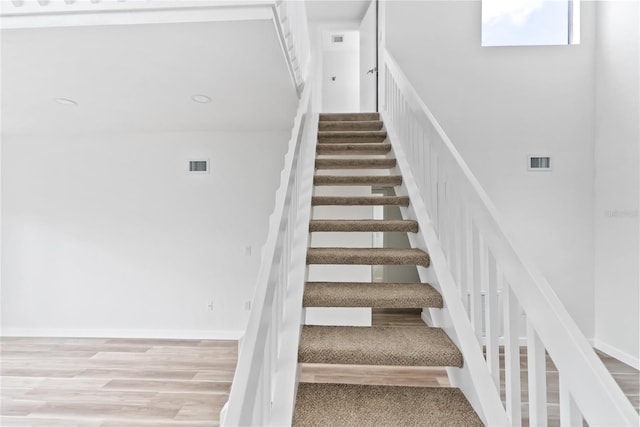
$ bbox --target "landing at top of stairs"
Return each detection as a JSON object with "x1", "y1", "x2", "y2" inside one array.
[{"x1": 293, "y1": 383, "x2": 482, "y2": 426}]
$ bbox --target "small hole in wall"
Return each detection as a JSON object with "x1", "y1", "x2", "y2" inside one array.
[{"x1": 189, "y1": 160, "x2": 209, "y2": 173}]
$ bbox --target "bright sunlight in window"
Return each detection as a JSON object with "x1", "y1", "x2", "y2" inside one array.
[{"x1": 482, "y1": 0, "x2": 580, "y2": 47}]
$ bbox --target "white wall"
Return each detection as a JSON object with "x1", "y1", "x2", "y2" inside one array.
[
  {"x1": 593, "y1": 0, "x2": 640, "y2": 368},
  {"x1": 1, "y1": 130, "x2": 288, "y2": 339},
  {"x1": 384, "y1": 1, "x2": 597, "y2": 337}
]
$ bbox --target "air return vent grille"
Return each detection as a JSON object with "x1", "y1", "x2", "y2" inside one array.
[
  {"x1": 332, "y1": 35, "x2": 344, "y2": 43},
  {"x1": 189, "y1": 160, "x2": 209, "y2": 173},
  {"x1": 528, "y1": 155, "x2": 551, "y2": 171}
]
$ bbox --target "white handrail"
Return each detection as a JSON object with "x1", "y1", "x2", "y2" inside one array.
[
  {"x1": 221, "y1": 62, "x2": 317, "y2": 427},
  {"x1": 381, "y1": 48, "x2": 638, "y2": 426},
  {"x1": 273, "y1": 0, "x2": 310, "y2": 95}
]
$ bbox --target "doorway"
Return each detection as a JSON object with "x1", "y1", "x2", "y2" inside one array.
[
  {"x1": 318, "y1": 0, "x2": 379, "y2": 113},
  {"x1": 321, "y1": 30, "x2": 360, "y2": 112}
]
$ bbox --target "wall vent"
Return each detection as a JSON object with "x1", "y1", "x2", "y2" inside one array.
[
  {"x1": 528, "y1": 155, "x2": 551, "y2": 171},
  {"x1": 188, "y1": 160, "x2": 209, "y2": 173},
  {"x1": 331, "y1": 34, "x2": 344, "y2": 43}
]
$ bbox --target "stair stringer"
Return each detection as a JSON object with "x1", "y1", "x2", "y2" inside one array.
[{"x1": 381, "y1": 112, "x2": 510, "y2": 426}]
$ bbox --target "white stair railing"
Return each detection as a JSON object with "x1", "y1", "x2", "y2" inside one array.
[
  {"x1": 221, "y1": 66, "x2": 317, "y2": 427},
  {"x1": 381, "y1": 48, "x2": 638, "y2": 426}
]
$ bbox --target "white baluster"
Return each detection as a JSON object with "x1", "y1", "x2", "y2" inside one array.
[
  {"x1": 470, "y1": 223, "x2": 483, "y2": 343},
  {"x1": 503, "y1": 284, "x2": 522, "y2": 426},
  {"x1": 485, "y1": 250, "x2": 500, "y2": 388},
  {"x1": 527, "y1": 321, "x2": 548, "y2": 427},
  {"x1": 460, "y1": 206, "x2": 471, "y2": 315},
  {"x1": 559, "y1": 374, "x2": 582, "y2": 426}
]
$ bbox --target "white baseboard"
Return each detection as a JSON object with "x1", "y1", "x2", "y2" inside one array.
[
  {"x1": 593, "y1": 339, "x2": 640, "y2": 370},
  {"x1": 1, "y1": 328, "x2": 243, "y2": 340}
]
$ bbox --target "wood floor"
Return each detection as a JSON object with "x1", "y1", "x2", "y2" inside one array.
[
  {"x1": 1, "y1": 338, "x2": 237, "y2": 426},
  {"x1": 2, "y1": 310, "x2": 638, "y2": 426}
]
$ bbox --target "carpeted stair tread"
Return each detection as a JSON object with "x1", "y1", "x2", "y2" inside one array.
[
  {"x1": 315, "y1": 158, "x2": 396, "y2": 169},
  {"x1": 318, "y1": 120, "x2": 383, "y2": 131},
  {"x1": 314, "y1": 175, "x2": 402, "y2": 186},
  {"x1": 318, "y1": 131, "x2": 387, "y2": 144},
  {"x1": 320, "y1": 112, "x2": 379, "y2": 122},
  {"x1": 303, "y1": 282, "x2": 442, "y2": 308},
  {"x1": 316, "y1": 143, "x2": 391, "y2": 155},
  {"x1": 309, "y1": 219, "x2": 418, "y2": 232},
  {"x1": 299, "y1": 325, "x2": 462, "y2": 367},
  {"x1": 306, "y1": 248, "x2": 429, "y2": 267},
  {"x1": 312, "y1": 195, "x2": 409, "y2": 206},
  {"x1": 293, "y1": 383, "x2": 482, "y2": 426}
]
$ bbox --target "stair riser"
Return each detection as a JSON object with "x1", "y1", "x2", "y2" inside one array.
[{"x1": 318, "y1": 121, "x2": 383, "y2": 131}]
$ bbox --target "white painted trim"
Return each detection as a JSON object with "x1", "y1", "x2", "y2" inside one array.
[
  {"x1": 1, "y1": 328, "x2": 243, "y2": 340},
  {"x1": 594, "y1": 339, "x2": 640, "y2": 370}
]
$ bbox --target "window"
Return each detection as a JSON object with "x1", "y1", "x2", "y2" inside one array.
[{"x1": 482, "y1": 0, "x2": 580, "y2": 47}]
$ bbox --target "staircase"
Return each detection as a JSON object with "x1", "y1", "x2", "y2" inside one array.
[{"x1": 292, "y1": 113, "x2": 483, "y2": 426}]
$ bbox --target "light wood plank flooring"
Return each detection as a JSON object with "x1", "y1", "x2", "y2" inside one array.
[{"x1": 1, "y1": 338, "x2": 237, "y2": 426}]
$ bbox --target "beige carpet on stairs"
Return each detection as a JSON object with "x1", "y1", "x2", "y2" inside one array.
[
  {"x1": 319, "y1": 112, "x2": 380, "y2": 121},
  {"x1": 318, "y1": 120, "x2": 383, "y2": 131},
  {"x1": 311, "y1": 195, "x2": 409, "y2": 206},
  {"x1": 309, "y1": 219, "x2": 418, "y2": 232},
  {"x1": 315, "y1": 158, "x2": 397, "y2": 169},
  {"x1": 294, "y1": 111, "x2": 481, "y2": 426},
  {"x1": 313, "y1": 175, "x2": 402, "y2": 186},
  {"x1": 303, "y1": 282, "x2": 442, "y2": 308},
  {"x1": 316, "y1": 143, "x2": 391, "y2": 155},
  {"x1": 299, "y1": 325, "x2": 463, "y2": 367},
  {"x1": 292, "y1": 383, "x2": 483, "y2": 427},
  {"x1": 318, "y1": 130, "x2": 387, "y2": 143},
  {"x1": 306, "y1": 247, "x2": 430, "y2": 267}
]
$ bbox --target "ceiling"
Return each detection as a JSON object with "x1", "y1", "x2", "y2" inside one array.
[
  {"x1": 1, "y1": 19, "x2": 298, "y2": 135},
  {"x1": 306, "y1": 0, "x2": 371, "y2": 22}
]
